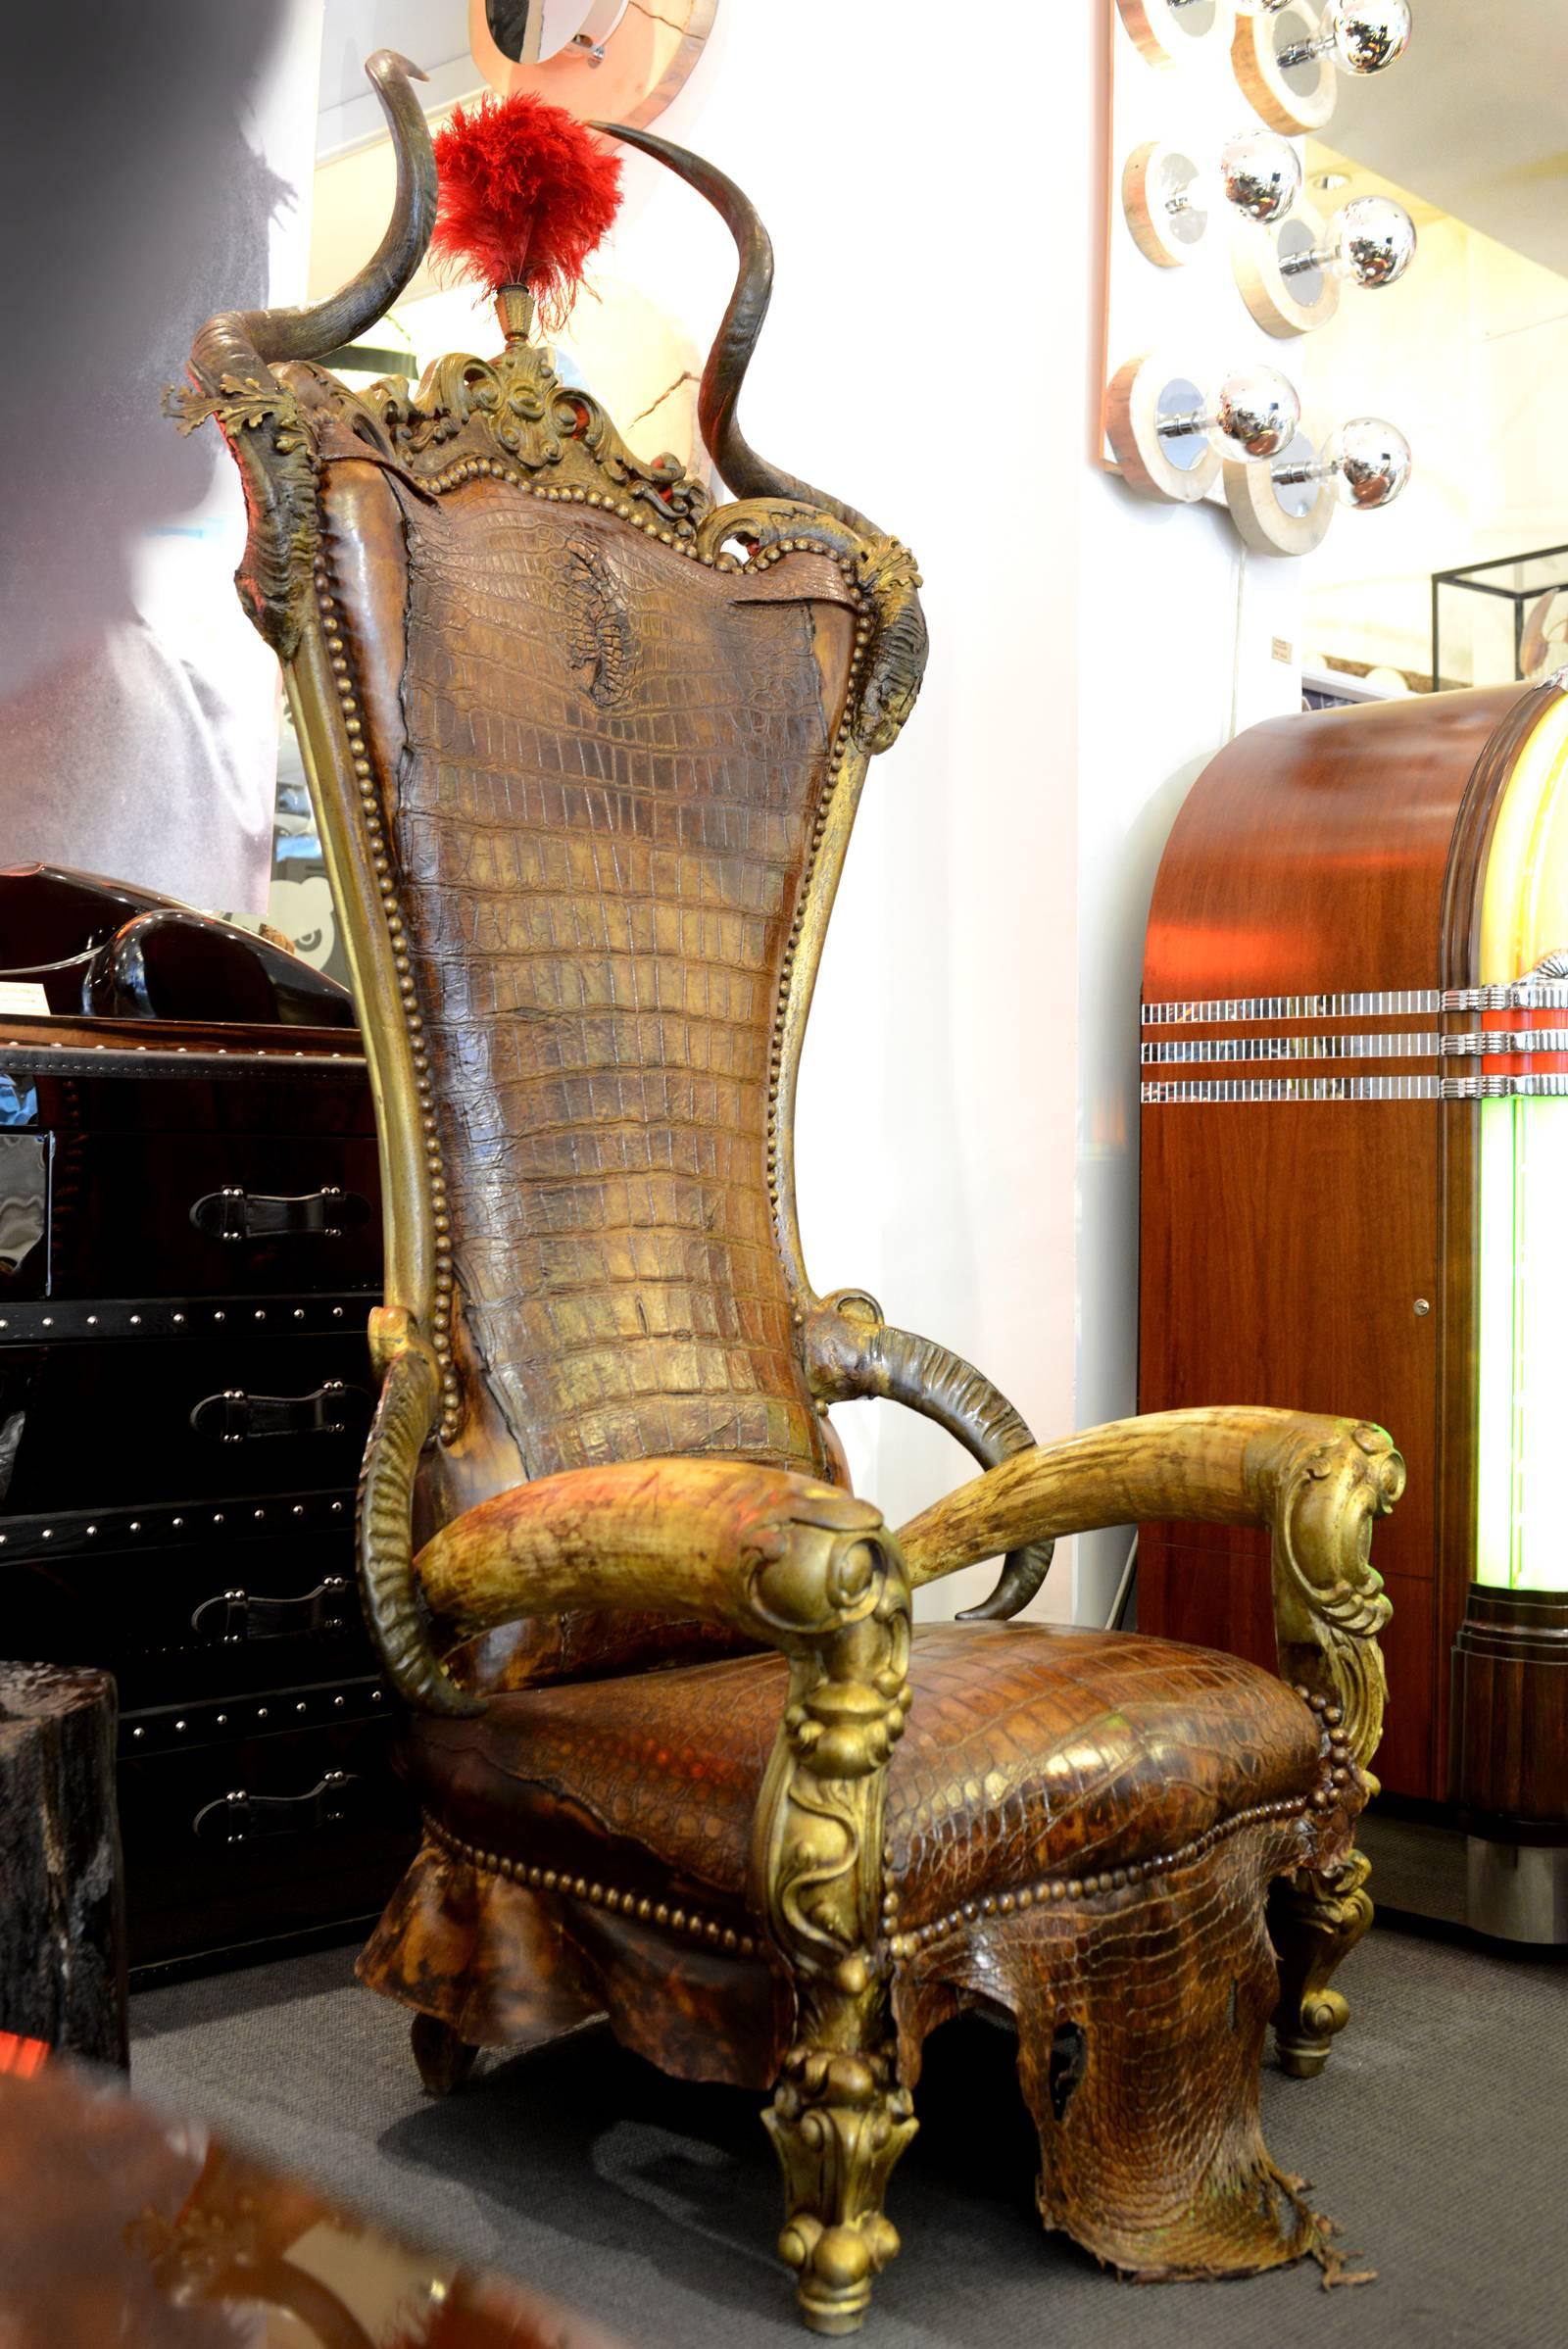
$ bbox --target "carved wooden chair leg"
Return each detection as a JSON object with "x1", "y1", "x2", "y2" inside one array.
[
  {"x1": 763, "y1": 1974, "x2": 917, "y2": 2335},
  {"x1": 410, "y1": 2012, "x2": 478, "y2": 2097},
  {"x1": 1269, "y1": 1844, "x2": 1374, "y2": 2079}
]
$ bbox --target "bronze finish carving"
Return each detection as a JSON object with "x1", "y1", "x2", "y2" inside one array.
[
  {"x1": 185, "y1": 55, "x2": 1400, "y2": 2328},
  {"x1": 1269, "y1": 1848, "x2": 1377, "y2": 2080}
]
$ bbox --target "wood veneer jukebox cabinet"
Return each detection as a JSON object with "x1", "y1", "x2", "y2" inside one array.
[{"x1": 1138, "y1": 682, "x2": 1568, "y2": 1914}]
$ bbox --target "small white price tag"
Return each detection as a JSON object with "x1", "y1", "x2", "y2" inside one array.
[{"x1": 0, "y1": 983, "x2": 50, "y2": 1015}]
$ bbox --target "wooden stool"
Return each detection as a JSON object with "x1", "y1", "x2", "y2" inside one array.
[{"x1": 0, "y1": 1664, "x2": 126, "y2": 2068}]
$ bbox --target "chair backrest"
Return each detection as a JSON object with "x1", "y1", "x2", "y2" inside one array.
[
  {"x1": 305, "y1": 399, "x2": 859, "y2": 1500},
  {"x1": 178, "y1": 63, "x2": 927, "y2": 1691}
]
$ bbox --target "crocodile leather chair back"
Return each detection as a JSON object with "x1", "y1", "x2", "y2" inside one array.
[{"x1": 314, "y1": 450, "x2": 857, "y2": 1500}]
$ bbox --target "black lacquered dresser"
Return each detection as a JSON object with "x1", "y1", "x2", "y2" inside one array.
[{"x1": 0, "y1": 1011, "x2": 414, "y2": 1980}]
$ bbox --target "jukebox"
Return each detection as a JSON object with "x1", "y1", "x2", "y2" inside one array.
[{"x1": 1139, "y1": 677, "x2": 1568, "y2": 1939}]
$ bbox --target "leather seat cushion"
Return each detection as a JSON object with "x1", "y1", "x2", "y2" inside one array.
[{"x1": 407, "y1": 1621, "x2": 1323, "y2": 1933}]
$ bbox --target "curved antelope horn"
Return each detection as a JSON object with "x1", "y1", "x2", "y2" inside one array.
[
  {"x1": 192, "y1": 51, "x2": 437, "y2": 387},
  {"x1": 594, "y1": 122, "x2": 880, "y2": 540}
]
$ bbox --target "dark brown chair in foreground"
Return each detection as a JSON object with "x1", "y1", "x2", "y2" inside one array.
[{"x1": 181, "y1": 54, "x2": 1403, "y2": 2333}]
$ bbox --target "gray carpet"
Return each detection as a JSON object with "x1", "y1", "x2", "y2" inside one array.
[{"x1": 129, "y1": 1920, "x2": 1565, "y2": 2349}]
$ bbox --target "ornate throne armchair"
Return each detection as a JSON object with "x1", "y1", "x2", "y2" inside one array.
[{"x1": 180, "y1": 54, "x2": 1403, "y2": 2333}]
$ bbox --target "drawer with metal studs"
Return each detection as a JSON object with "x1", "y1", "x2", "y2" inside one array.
[
  {"x1": 0, "y1": 1045, "x2": 378, "y2": 1303},
  {"x1": 0, "y1": 1316, "x2": 374, "y2": 1510},
  {"x1": 34, "y1": 1129, "x2": 382, "y2": 1298},
  {"x1": 115, "y1": 1687, "x2": 417, "y2": 1972},
  {"x1": 1, "y1": 1489, "x2": 370, "y2": 1706}
]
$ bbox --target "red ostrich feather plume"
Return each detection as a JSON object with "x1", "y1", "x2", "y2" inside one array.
[{"x1": 430, "y1": 91, "x2": 622, "y2": 326}]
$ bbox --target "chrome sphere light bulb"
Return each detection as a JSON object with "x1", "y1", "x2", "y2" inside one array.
[
  {"x1": 1335, "y1": 195, "x2": 1417, "y2": 286},
  {"x1": 1218, "y1": 130, "x2": 1302, "y2": 223},
  {"x1": 1329, "y1": 416, "x2": 1413, "y2": 508},
  {"x1": 1158, "y1": 368, "x2": 1301, "y2": 462},
  {"x1": 1279, "y1": 0, "x2": 1413, "y2": 76},
  {"x1": 1280, "y1": 195, "x2": 1416, "y2": 288},
  {"x1": 1210, "y1": 368, "x2": 1301, "y2": 460},
  {"x1": 1273, "y1": 416, "x2": 1412, "y2": 510}
]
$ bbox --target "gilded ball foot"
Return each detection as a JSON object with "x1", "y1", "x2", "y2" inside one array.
[
  {"x1": 1276, "y1": 2037, "x2": 1333, "y2": 2080},
  {"x1": 1275, "y1": 1983, "x2": 1349, "y2": 2078}
]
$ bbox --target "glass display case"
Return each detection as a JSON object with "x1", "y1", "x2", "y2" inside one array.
[{"x1": 1432, "y1": 544, "x2": 1568, "y2": 694}]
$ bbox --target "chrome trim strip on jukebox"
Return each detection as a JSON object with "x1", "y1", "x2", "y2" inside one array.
[
  {"x1": 1142, "y1": 1029, "x2": 1568, "y2": 1065},
  {"x1": 1142, "y1": 1032, "x2": 1439, "y2": 1064},
  {"x1": 1143, "y1": 1074, "x2": 1568, "y2": 1103},
  {"x1": 1444, "y1": 981, "x2": 1568, "y2": 1012},
  {"x1": 1142, "y1": 992, "x2": 1441, "y2": 1025},
  {"x1": 1444, "y1": 1073, "x2": 1568, "y2": 1099},
  {"x1": 1143, "y1": 1076, "x2": 1443, "y2": 1103},
  {"x1": 1143, "y1": 983, "x2": 1568, "y2": 1025},
  {"x1": 1440, "y1": 1028, "x2": 1568, "y2": 1056}
]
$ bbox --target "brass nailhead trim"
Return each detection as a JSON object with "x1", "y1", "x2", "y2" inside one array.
[
  {"x1": 314, "y1": 546, "x2": 462, "y2": 1441},
  {"x1": 426, "y1": 1813, "x2": 758, "y2": 1959},
  {"x1": 885, "y1": 1777, "x2": 1333, "y2": 1964},
  {"x1": 760, "y1": 547, "x2": 874, "y2": 1350},
  {"x1": 422, "y1": 464, "x2": 714, "y2": 560}
]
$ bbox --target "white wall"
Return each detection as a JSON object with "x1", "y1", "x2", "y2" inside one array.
[
  {"x1": 602, "y1": 1, "x2": 1289, "y2": 1620},
  {"x1": 616, "y1": 1, "x2": 1090, "y2": 1618},
  {"x1": 1298, "y1": 158, "x2": 1568, "y2": 683}
]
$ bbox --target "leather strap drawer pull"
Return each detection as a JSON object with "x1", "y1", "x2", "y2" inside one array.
[
  {"x1": 190, "y1": 1575, "x2": 352, "y2": 1643},
  {"x1": 192, "y1": 1769, "x2": 360, "y2": 1843},
  {"x1": 189, "y1": 1381, "x2": 369, "y2": 1443},
  {"x1": 189, "y1": 1186, "x2": 370, "y2": 1244}
]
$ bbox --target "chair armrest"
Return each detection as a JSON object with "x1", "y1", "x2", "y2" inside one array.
[
  {"x1": 410, "y1": 1445, "x2": 915, "y2": 2244},
  {"x1": 416, "y1": 1453, "x2": 907, "y2": 1737},
  {"x1": 367, "y1": 1382, "x2": 911, "y2": 1933},
  {"x1": 803, "y1": 1290, "x2": 1053, "y2": 1620},
  {"x1": 896, "y1": 1406, "x2": 1404, "y2": 1770}
]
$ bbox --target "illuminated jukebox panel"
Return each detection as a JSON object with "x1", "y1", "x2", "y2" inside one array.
[{"x1": 1138, "y1": 678, "x2": 1568, "y2": 1930}]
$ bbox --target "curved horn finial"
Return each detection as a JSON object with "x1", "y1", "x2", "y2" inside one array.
[
  {"x1": 594, "y1": 122, "x2": 880, "y2": 540},
  {"x1": 193, "y1": 51, "x2": 437, "y2": 387}
]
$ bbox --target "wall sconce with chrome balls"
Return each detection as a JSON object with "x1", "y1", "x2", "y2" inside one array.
[
  {"x1": 1238, "y1": 191, "x2": 1416, "y2": 333},
  {"x1": 1224, "y1": 414, "x2": 1412, "y2": 550},
  {"x1": 1235, "y1": 0, "x2": 1413, "y2": 133},
  {"x1": 1107, "y1": 357, "x2": 1301, "y2": 500},
  {"x1": 1283, "y1": 192, "x2": 1416, "y2": 287},
  {"x1": 1116, "y1": 0, "x2": 1239, "y2": 70},
  {"x1": 1278, "y1": 0, "x2": 1413, "y2": 75},
  {"x1": 1124, "y1": 129, "x2": 1303, "y2": 266}
]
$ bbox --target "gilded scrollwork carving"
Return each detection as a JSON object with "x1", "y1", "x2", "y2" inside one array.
[
  {"x1": 744, "y1": 1492, "x2": 916, "y2": 2334},
  {"x1": 696, "y1": 499, "x2": 926, "y2": 755},
  {"x1": 1261, "y1": 1418, "x2": 1401, "y2": 1773},
  {"x1": 309, "y1": 325, "x2": 714, "y2": 531},
  {"x1": 165, "y1": 369, "x2": 318, "y2": 658},
  {"x1": 1269, "y1": 1847, "x2": 1376, "y2": 2079}
]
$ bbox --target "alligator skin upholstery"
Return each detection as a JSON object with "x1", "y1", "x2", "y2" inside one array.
[{"x1": 365, "y1": 1622, "x2": 1348, "y2": 2278}]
